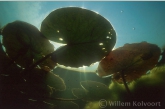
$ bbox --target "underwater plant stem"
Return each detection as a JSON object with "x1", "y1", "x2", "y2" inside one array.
[
  {"x1": 119, "y1": 58, "x2": 142, "y2": 94},
  {"x1": 28, "y1": 53, "x2": 53, "y2": 70},
  {"x1": 21, "y1": 51, "x2": 55, "y2": 74},
  {"x1": 120, "y1": 57, "x2": 145, "y2": 94},
  {"x1": 120, "y1": 70, "x2": 131, "y2": 95}
]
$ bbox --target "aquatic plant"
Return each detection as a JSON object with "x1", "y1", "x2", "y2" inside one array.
[
  {"x1": 97, "y1": 42, "x2": 161, "y2": 95},
  {"x1": 41, "y1": 7, "x2": 116, "y2": 67},
  {"x1": 0, "y1": 7, "x2": 164, "y2": 109},
  {"x1": 0, "y1": 7, "x2": 116, "y2": 109}
]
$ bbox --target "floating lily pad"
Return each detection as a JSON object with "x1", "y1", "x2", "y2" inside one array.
[
  {"x1": 41, "y1": 7, "x2": 116, "y2": 67},
  {"x1": 2, "y1": 21, "x2": 56, "y2": 69},
  {"x1": 97, "y1": 42, "x2": 161, "y2": 83}
]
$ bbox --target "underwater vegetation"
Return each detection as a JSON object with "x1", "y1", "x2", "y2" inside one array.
[
  {"x1": 0, "y1": 7, "x2": 165, "y2": 109},
  {"x1": 84, "y1": 65, "x2": 165, "y2": 109}
]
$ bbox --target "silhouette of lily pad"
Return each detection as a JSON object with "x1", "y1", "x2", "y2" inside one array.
[
  {"x1": 97, "y1": 42, "x2": 161, "y2": 83},
  {"x1": 0, "y1": 43, "x2": 21, "y2": 74},
  {"x1": 25, "y1": 68, "x2": 66, "y2": 91},
  {"x1": 0, "y1": 43, "x2": 13, "y2": 71},
  {"x1": 41, "y1": 7, "x2": 116, "y2": 67},
  {"x1": 2, "y1": 21, "x2": 56, "y2": 69}
]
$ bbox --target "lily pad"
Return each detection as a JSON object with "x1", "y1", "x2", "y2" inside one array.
[
  {"x1": 0, "y1": 43, "x2": 21, "y2": 74},
  {"x1": 2, "y1": 21, "x2": 56, "y2": 69},
  {"x1": 97, "y1": 42, "x2": 161, "y2": 83},
  {"x1": 0, "y1": 43, "x2": 12, "y2": 71},
  {"x1": 41, "y1": 7, "x2": 116, "y2": 67}
]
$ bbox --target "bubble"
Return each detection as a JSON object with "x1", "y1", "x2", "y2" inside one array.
[
  {"x1": 99, "y1": 43, "x2": 103, "y2": 45},
  {"x1": 57, "y1": 30, "x2": 60, "y2": 33}
]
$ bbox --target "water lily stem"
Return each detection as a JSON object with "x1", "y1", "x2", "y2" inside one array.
[
  {"x1": 120, "y1": 70, "x2": 131, "y2": 95},
  {"x1": 21, "y1": 51, "x2": 56, "y2": 74}
]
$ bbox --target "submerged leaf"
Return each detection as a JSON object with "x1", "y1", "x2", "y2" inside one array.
[
  {"x1": 72, "y1": 81, "x2": 110, "y2": 101},
  {"x1": 25, "y1": 68, "x2": 66, "y2": 91},
  {"x1": 2, "y1": 21, "x2": 56, "y2": 69},
  {"x1": 97, "y1": 42, "x2": 161, "y2": 83},
  {"x1": 72, "y1": 88, "x2": 89, "y2": 101},
  {"x1": 41, "y1": 7, "x2": 116, "y2": 67},
  {"x1": 81, "y1": 81, "x2": 110, "y2": 99}
]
